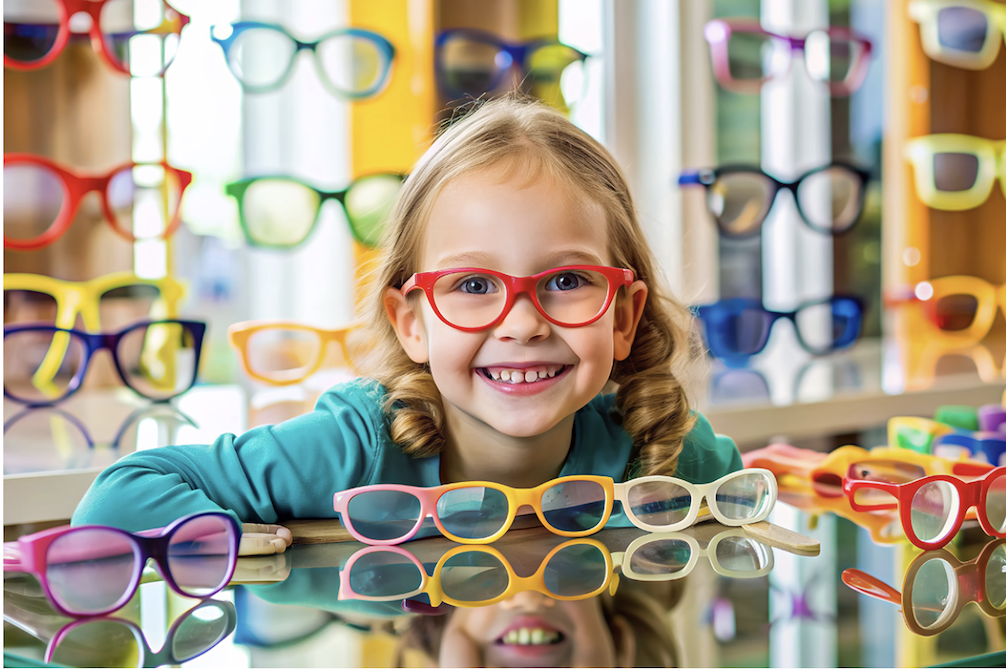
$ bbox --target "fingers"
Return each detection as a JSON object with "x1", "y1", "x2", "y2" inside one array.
[
  {"x1": 239, "y1": 523, "x2": 293, "y2": 556},
  {"x1": 232, "y1": 554, "x2": 292, "y2": 583}
]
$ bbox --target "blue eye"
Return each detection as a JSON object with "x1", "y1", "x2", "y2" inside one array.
[
  {"x1": 456, "y1": 276, "x2": 498, "y2": 295},
  {"x1": 545, "y1": 272, "x2": 586, "y2": 291}
]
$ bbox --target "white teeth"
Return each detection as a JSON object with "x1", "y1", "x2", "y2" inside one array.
[
  {"x1": 485, "y1": 366, "x2": 565, "y2": 383},
  {"x1": 501, "y1": 628, "x2": 560, "y2": 645}
]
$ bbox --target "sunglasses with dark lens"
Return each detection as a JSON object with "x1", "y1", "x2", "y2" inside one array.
[
  {"x1": 678, "y1": 162, "x2": 871, "y2": 238},
  {"x1": 695, "y1": 296, "x2": 864, "y2": 363}
]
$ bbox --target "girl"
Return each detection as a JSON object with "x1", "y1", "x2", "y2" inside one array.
[{"x1": 72, "y1": 94, "x2": 742, "y2": 551}]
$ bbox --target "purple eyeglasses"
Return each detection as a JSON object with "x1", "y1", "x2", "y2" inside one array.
[
  {"x1": 3, "y1": 512, "x2": 240, "y2": 617},
  {"x1": 703, "y1": 18, "x2": 873, "y2": 96}
]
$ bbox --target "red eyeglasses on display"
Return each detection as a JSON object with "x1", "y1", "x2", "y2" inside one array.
[
  {"x1": 843, "y1": 462, "x2": 1006, "y2": 550},
  {"x1": 3, "y1": 153, "x2": 192, "y2": 251},
  {"x1": 3, "y1": 0, "x2": 189, "y2": 75}
]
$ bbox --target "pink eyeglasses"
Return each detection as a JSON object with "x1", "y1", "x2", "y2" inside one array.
[
  {"x1": 400, "y1": 265, "x2": 635, "y2": 331},
  {"x1": 703, "y1": 18, "x2": 873, "y2": 96}
]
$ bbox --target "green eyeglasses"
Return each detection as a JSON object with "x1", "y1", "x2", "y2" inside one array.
[{"x1": 225, "y1": 173, "x2": 404, "y2": 249}]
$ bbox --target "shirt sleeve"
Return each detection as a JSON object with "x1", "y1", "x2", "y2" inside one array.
[
  {"x1": 672, "y1": 411, "x2": 743, "y2": 484},
  {"x1": 71, "y1": 381, "x2": 386, "y2": 532}
]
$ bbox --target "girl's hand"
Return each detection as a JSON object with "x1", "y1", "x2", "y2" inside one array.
[{"x1": 239, "y1": 523, "x2": 293, "y2": 556}]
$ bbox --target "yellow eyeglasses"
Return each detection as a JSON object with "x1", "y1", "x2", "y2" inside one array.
[
  {"x1": 914, "y1": 276, "x2": 1006, "y2": 346},
  {"x1": 226, "y1": 320, "x2": 359, "y2": 386},
  {"x1": 909, "y1": 0, "x2": 1006, "y2": 70},
  {"x1": 3, "y1": 272, "x2": 186, "y2": 397},
  {"x1": 904, "y1": 134, "x2": 1006, "y2": 210}
]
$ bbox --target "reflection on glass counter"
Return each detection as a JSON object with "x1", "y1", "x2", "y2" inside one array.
[{"x1": 844, "y1": 538, "x2": 1006, "y2": 637}]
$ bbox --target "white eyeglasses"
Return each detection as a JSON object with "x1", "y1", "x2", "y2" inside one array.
[
  {"x1": 612, "y1": 529, "x2": 776, "y2": 580},
  {"x1": 613, "y1": 468, "x2": 778, "y2": 531}
]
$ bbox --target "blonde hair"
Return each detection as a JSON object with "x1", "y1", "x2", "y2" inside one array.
[{"x1": 353, "y1": 93, "x2": 698, "y2": 477}]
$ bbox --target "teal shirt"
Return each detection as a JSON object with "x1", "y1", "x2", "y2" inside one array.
[{"x1": 71, "y1": 378, "x2": 742, "y2": 531}]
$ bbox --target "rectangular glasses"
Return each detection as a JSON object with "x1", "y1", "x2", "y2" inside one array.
[
  {"x1": 2, "y1": 512, "x2": 239, "y2": 617},
  {"x1": 904, "y1": 135, "x2": 1006, "y2": 210},
  {"x1": 844, "y1": 463, "x2": 1006, "y2": 549},
  {"x1": 401, "y1": 266, "x2": 634, "y2": 331},
  {"x1": 909, "y1": 0, "x2": 1006, "y2": 70},
  {"x1": 227, "y1": 320, "x2": 358, "y2": 385}
]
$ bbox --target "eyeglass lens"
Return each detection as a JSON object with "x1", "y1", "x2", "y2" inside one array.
[
  {"x1": 625, "y1": 472, "x2": 771, "y2": 527},
  {"x1": 3, "y1": 0, "x2": 181, "y2": 74},
  {"x1": 430, "y1": 268, "x2": 612, "y2": 329},
  {"x1": 166, "y1": 515, "x2": 235, "y2": 596},
  {"x1": 246, "y1": 327, "x2": 326, "y2": 378},
  {"x1": 223, "y1": 27, "x2": 389, "y2": 95},
  {"x1": 346, "y1": 490, "x2": 423, "y2": 541},
  {"x1": 629, "y1": 538, "x2": 693, "y2": 575},
  {"x1": 50, "y1": 619, "x2": 144, "y2": 667},
  {"x1": 45, "y1": 528, "x2": 139, "y2": 614},
  {"x1": 715, "y1": 536, "x2": 773, "y2": 572},
  {"x1": 911, "y1": 558, "x2": 956, "y2": 629},
  {"x1": 936, "y1": 6, "x2": 992, "y2": 54},
  {"x1": 707, "y1": 167, "x2": 862, "y2": 236}
]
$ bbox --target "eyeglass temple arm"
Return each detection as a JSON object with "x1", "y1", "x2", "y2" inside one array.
[
  {"x1": 677, "y1": 170, "x2": 713, "y2": 186},
  {"x1": 842, "y1": 568, "x2": 901, "y2": 606},
  {"x1": 3, "y1": 543, "x2": 27, "y2": 571}
]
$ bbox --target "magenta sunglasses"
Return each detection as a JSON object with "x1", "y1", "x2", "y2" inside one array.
[
  {"x1": 3, "y1": 512, "x2": 240, "y2": 617},
  {"x1": 704, "y1": 18, "x2": 873, "y2": 96}
]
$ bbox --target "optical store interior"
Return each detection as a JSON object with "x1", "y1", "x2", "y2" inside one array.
[{"x1": 4, "y1": 0, "x2": 1006, "y2": 668}]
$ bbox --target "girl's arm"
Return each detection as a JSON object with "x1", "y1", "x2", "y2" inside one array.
[{"x1": 70, "y1": 382, "x2": 385, "y2": 532}]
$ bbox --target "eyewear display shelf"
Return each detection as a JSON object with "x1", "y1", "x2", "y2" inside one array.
[
  {"x1": 2, "y1": 385, "x2": 246, "y2": 528},
  {"x1": 697, "y1": 335, "x2": 1006, "y2": 446},
  {"x1": 4, "y1": 524, "x2": 1005, "y2": 668}
]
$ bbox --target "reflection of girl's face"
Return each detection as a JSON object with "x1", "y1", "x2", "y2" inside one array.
[{"x1": 438, "y1": 591, "x2": 633, "y2": 667}]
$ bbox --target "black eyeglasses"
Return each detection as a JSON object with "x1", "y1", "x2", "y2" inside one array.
[
  {"x1": 3, "y1": 320, "x2": 206, "y2": 406},
  {"x1": 678, "y1": 161, "x2": 871, "y2": 237}
]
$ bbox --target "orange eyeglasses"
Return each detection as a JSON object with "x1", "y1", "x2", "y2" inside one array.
[
  {"x1": 227, "y1": 320, "x2": 359, "y2": 386},
  {"x1": 3, "y1": 154, "x2": 192, "y2": 251}
]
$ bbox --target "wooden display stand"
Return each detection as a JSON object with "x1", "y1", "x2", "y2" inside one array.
[{"x1": 885, "y1": 0, "x2": 1006, "y2": 380}]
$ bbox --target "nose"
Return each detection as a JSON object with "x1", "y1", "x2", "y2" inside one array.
[
  {"x1": 499, "y1": 590, "x2": 556, "y2": 611},
  {"x1": 492, "y1": 293, "x2": 550, "y2": 343}
]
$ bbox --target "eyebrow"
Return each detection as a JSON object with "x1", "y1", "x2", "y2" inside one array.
[{"x1": 433, "y1": 249, "x2": 608, "y2": 270}]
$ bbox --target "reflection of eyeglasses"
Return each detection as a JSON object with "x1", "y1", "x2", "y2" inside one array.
[
  {"x1": 3, "y1": 403, "x2": 199, "y2": 474},
  {"x1": 228, "y1": 320, "x2": 358, "y2": 386},
  {"x1": 225, "y1": 173, "x2": 402, "y2": 249},
  {"x1": 678, "y1": 162, "x2": 871, "y2": 237},
  {"x1": 695, "y1": 296, "x2": 864, "y2": 363},
  {"x1": 3, "y1": 153, "x2": 192, "y2": 251},
  {"x1": 843, "y1": 538, "x2": 1006, "y2": 636},
  {"x1": 909, "y1": 0, "x2": 1006, "y2": 69},
  {"x1": 401, "y1": 266, "x2": 635, "y2": 332},
  {"x1": 3, "y1": 0, "x2": 188, "y2": 75},
  {"x1": 45, "y1": 599, "x2": 236, "y2": 667},
  {"x1": 904, "y1": 135, "x2": 1006, "y2": 210},
  {"x1": 612, "y1": 530, "x2": 774, "y2": 581},
  {"x1": 3, "y1": 320, "x2": 206, "y2": 405},
  {"x1": 3, "y1": 512, "x2": 240, "y2": 617},
  {"x1": 333, "y1": 469, "x2": 776, "y2": 545},
  {"x1": 210, "y1": 22, "x2": 395, "y2": 98},
  {"x1": 339, "y1": 538, "x2": 617, "y2": 608},
  {"x1": 435, "y1": 28, "x2": 588, "y2": 106},
  {"x1": 844, "y1": 463, "x2": 1006, "y2": 550},
  {"x1": 702, "y1": 18, "x2": 873, "y2": 95},
  {"x1": 708, "y1": 357, "x2": 863, "y2": 406}
]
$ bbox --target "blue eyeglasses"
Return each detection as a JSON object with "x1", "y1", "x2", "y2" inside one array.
[
  {"x1": 210, "y1": 22, "x2": 395, "y2": 98},
  {"x1": 435, "y1": 28, "x2": 588, "y2": 103},
  {"x1": 695, "y1": 296, "x2": 864, "y2": 364}
]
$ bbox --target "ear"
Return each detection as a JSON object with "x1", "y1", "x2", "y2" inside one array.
[
  {"x1": 610, "y1": 614, "x2": 637, "y2": 667},
  {"x1": 613, "y1": 280, "x2": 648, "y2": 362},
  {"x1": 384, "y1": 287, "x2": 429, "y2": 364}
]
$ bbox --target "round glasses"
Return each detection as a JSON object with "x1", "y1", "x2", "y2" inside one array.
[
  {"x1": 225, "y1": 173, "x2": 402, "y2": 249},
  {"x1": 678, "y1": 162, "x2": 871, "y2": 237},
  {"x1": 210, "y1": 22, "x2": 395, "y2": 98},
  {"x1": 400, "y1": 266, "x2": 635, "y2": 332}
]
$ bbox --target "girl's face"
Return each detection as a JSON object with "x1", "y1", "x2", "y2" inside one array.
[
  {"x1": 438, "y1": 591, "x2": 634, "y2": 667},
  {"x1": 385, "y1": 169, "x2": 647, "y2": 442}
]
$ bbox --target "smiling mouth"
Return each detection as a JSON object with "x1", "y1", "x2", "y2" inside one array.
[
  {"x1": 479, "y1": 365, "x2": 569, "y2": 384},
  {"x1": 497, "y1": 627, "x2": 565, "y2": 646}
]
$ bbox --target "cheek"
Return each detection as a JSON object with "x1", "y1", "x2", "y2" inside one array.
[{"x1": 439, "y1": 622, "x2": 486, "y2": 667}]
